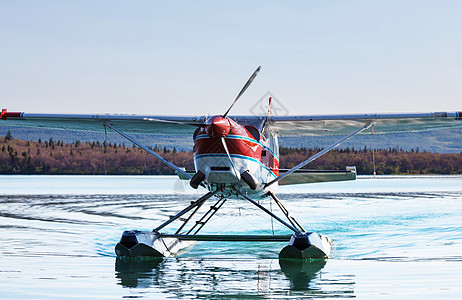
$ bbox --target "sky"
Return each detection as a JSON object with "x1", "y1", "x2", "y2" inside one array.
[{"x1": 1, "y1": 0, "x2": 461, "y2": 116}]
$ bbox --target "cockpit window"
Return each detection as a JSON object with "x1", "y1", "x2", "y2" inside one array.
[{"x1": 244, "y1": 125, "x2": 260, "y2": 141}]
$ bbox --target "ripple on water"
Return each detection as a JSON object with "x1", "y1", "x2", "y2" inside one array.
[{"x1": 0, "y1": 176, "x2": 461, "y2": 298}]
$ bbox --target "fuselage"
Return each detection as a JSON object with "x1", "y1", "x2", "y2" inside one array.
[{"x1": 193, "y1": 115, "x2": 279, "y2": 197}]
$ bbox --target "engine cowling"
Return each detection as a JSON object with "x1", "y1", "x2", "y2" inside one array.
[{"x1": 204, "y1": 115, "x2": 230, "y2": 139}]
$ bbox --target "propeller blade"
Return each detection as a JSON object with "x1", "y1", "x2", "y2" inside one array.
[
  {"x1": 220, "y1": 137, "x2": 242, "y2": 190},
  {"x1": 223, "y1": 66, "x2": 261, "y2": 118}
]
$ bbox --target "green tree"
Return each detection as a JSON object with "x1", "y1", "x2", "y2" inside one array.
[{"x1": 4, "y1": 130, "x2": 13, "y2": 141}]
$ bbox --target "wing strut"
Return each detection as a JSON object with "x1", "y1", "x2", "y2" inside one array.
[
  {"x1": 103, "y1": 122, "x2": 193, "y2": 181},
  {"x1": 266, "y1": 120, "x2": 375, "y2": 188}
]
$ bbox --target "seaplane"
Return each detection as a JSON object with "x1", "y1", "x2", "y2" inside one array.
[{"x1": 1, "y1": 66, "x2": 461, "y2": 260}]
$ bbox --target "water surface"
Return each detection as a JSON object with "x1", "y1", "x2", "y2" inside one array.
[{"x1": 0, "y1": 175, "x2": 461, "y2": 298}]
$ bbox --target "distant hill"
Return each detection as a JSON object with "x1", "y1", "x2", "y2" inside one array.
[{"x1": 1, "y1": 125, "x2": 461, "y2": 153}]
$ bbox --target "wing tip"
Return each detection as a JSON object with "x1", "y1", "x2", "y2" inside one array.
[{"x1": 1, "y1": 109, "x2": 23, "y2": 120}]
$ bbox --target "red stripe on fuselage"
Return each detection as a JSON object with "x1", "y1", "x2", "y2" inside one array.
[
  {"x1": 193, "y1": 117, "x2": 279, "y2": 176},
  {"x1": 194, "y1": 136, "x2": 261, "y2": 158}
]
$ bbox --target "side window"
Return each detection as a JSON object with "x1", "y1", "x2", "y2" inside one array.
[
  {"x1": 263, "y1": 126, "x2": 279, "y2": 158},
  {"x1": 270, "y1": 134, "x2": 279, "y2": 158}
]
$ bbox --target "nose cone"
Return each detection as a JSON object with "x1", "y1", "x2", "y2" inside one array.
[{"x1": 205, "y1": 115, "x2": 231, "y2": 138}]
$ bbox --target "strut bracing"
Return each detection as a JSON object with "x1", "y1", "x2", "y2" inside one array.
[
  {"x1": 153, "y1": 190, "x2": 220, "y2": 233},
  {"x1": 233, "y1": 187, "x2": 300, "y2": 233}
]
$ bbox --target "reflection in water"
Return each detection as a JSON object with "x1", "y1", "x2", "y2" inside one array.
[
  {"x1": 115, "y1": 258, "x2": 281, "y2": 297},
  {"x1": 115, "y1": 257, "x2": 164, "y2": 288},
  {"x1": 279, "y1": 258, "x2": 326, "y2": 290},
  {"x1": 115, "y1": 257, "x2": 355, "y2": 298}
]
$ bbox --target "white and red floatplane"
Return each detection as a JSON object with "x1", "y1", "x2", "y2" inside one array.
[{"x1": 1, "y1": 66, "x2": 461, "y2": 259}]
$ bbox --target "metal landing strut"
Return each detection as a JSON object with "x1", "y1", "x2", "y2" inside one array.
[{"x1": 115, "y1": 189, "x2": 332, "y2": 260}]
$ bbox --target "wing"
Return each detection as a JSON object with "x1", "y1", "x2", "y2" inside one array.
[
  {"x1": 0, "y1": 110, "x2": 204, "y2": 136},
  {"x1": 2, "y1": 110, "x2": 461, "y2": 137},
  {"x1": 263, "y1": 111, "x2": 462, "y2": 136}
]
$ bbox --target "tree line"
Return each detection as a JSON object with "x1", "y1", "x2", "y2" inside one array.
[
  {"x1": 1, "y1": 131, "x2": 461, "y2": 175},
  {"x1": 279, "y1": 146, "x2": 462, "y2": 175}
]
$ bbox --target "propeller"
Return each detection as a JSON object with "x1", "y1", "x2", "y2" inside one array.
[{"x1": 222, "y1": 66, "x2": 261, "y2": 118}]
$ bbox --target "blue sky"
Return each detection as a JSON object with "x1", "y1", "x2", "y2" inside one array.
[{"x1": 1, "y1": 1, "x2": 461, "y2": 115}]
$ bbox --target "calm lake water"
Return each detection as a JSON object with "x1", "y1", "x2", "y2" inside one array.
[{"x1": 0, "y1": 175, "x2": 461, "y2": 299}]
